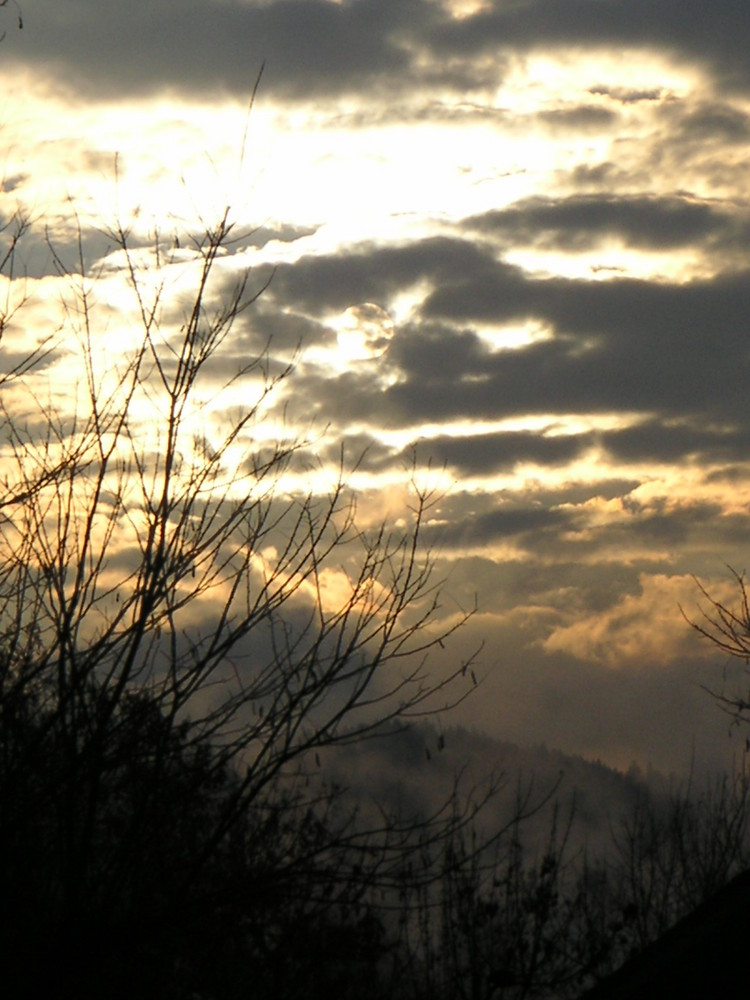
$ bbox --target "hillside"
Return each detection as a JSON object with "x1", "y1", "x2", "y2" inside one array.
[{"x1": 319, "y1": 722, "x2": 659, "y2": 862}]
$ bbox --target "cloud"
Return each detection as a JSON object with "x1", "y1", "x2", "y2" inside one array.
[
  {"x1": 676, "y1": 101, "x2": 750, "y2": 142},
  {"x1": 541, "y1": 572, "x2": 703, "y2": 667},
  {"x1": 11, "y1": 1, "x2": 750, "y2": 107},
  {"x1": 405, "y1": 428, "x2": 593, "y2": 476},
  {"x1": 600, "y1": 420, "x2": 750, "y2": 465},
  {"x1": 262, "y1": 233, "x2": 749, "y2": 441},
  {"x1": 8, "y1": 0, "x2": 437, "y2": 101},
  {"x1": 420, "y1": 264, "x2": 750, "y2": 423},
  {"x1": 265, "y1": 236, "x2": 495, "y2": 316},
  {"x1": 462, "y1": 195, "x2": 749, "y2": 253},
  {"x1": 427, "y1": 1, "x2": 750, "y2": 94},
  {"x1": 537, "y1": 105, "x2": 619, "y2": 132}
]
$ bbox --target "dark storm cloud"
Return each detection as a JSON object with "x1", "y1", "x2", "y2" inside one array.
[
  {"x1": 703, "y1": 463, "x2": 750, "y2": 487},
  {"x1": 0, "y1": 345, "x2": 63, "y2": 379},
  {"x1": 11, "y1": 0, "x2": 434, "y2": 100},
  {"x1": 674, "y1": 101, "x2": 750, "y2": 143},
  {"x1": 265, "y1": 236, "x2": 496, "y2": 315},
  {"x1": 254, "y1": 230, "x2": 750, "y2": 468},
  {"x1": 0, "y1": 212, "x2": 116, "y2": 280},
  {"x1": 12, "y1": 1, "x2": 750, "y2": 103},
  {"x1": 601, "y1": 420, "x2": 750, "y2": 465},
  {"x1": 420, "y1": 492, "x2": 580, "y2": 553},
  {"x1": 425, "y1": 489, "x2": 722, "y2": 561},
  {"x1": 267, "y1": 238, "x2": 750, "y2": 432},
  {"x1": 463, "y1": 195, "x2": 749, "y2": 253},
  {"x1": 404, "y1": 428, "x2": 593, "y2": 475},
  {"x1": 538, "y1": 96, "x2": 750, "y2": 204},
  {"x1": 588, "y1": 86, "x2": 667, "y2": 105},
  {"x1": 537, "y1": 106, "x2": 618, "y2": 132},
  {"x1": 694, "y1": 507, "x2": 750, "y2": 555},
  {"x1": 440, "y1": 553, "x2": 645, "y2": 618},
  {"x1": 243, "y1": 303, "x2": 334, "y2": 354},
  {"x1": 569, "y1": 161, "x2": 630, "y2": 189},
  {"x1": 420, "y1": 266, "x2": 750, "y2": 422},
  {"x1": 442, "y1": 503, "x2": 572, "y2": 546},
  {"x1": 428, "y1": 1, "x2": 750, "y2": 94},
  {"x1": 183, "y1": 312, "x2": 328, "y2": 388},
  {"x1": 309, "y1": 432, "x2": 397, "y2": 474}
]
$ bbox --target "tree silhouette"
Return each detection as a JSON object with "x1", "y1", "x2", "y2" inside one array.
[{"x1": 0, "y1": 190, "x2": 481, "y2": 995}]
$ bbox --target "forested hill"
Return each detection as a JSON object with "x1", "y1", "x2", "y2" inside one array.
[{"x1": 319, "y1": 722, "x2": 664, "y2": 859}]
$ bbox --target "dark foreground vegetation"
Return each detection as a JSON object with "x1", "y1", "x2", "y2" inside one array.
[{"x1": 4, "y1": 658, "x2": 750, "y2": 999}]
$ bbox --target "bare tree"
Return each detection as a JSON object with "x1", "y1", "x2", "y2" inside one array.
[
  {"x1": 684, "y1": 567, "x2": 750, "y2": 723},
  {"x1": 0, "y1": 198, "x2": 481, "y2": 993},
  {"x1": 0, "y1": 0, "x2": 23, "y2": 42}
]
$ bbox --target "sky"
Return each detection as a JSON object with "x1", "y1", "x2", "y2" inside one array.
[{"x1": 3, "y1": 0, "x2": 750, "y2": 776}]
